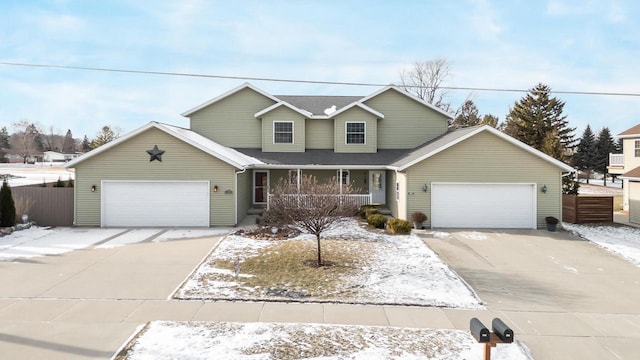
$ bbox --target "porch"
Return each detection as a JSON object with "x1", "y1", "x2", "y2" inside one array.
[{"x1": 608, "y1": 153, "x2": 625, "y2": 175}]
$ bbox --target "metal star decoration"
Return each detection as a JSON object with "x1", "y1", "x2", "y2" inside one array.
[{"x1": 146, "y1": 145, "x2": 165, "y2": 162}]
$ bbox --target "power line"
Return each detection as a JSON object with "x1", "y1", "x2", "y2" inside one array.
[{"x1": 1, "y1": 61, "x2": 639, "y2": 98}]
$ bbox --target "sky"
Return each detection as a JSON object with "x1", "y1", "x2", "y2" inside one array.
[{"x1": 1, "y1": 0, "x2": 639, "y2": 140}]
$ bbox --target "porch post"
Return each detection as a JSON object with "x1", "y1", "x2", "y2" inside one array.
[
  {"x1": 338, "y1": 168, "x2": 343, "y2": 195},
  {"x1": 297, "y1": 168, "x2": 301, "y2": 192}
]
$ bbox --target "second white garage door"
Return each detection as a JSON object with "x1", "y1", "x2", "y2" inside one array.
[
  {"x1": 102, "y1": 181, "x2": 210, "y2": 227},
  {"x1": 431, "y1": 183, "x2": 536, "y2": 229}
]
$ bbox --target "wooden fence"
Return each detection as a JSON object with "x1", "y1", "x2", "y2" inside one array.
[
  {"x1": 562, "y1": 195, "x2": 613, "y2": 224},
  {"x1": 11, "y1": 187, "x2": 74, "y2": 226}
]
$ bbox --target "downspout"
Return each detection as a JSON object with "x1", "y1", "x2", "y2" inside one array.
[{"x1": 234, "y1": 167, "x2": 247, "y2": 226}]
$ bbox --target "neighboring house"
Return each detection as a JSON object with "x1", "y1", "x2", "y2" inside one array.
[
  {"x1": 65, "y1": 83, "x2": 574, "y2": 228},
  {"x1": 43, "y1": 151, "x2": 81, "y2": 162},
  {"x1": 610, "y1": 124, "x2": 640, "y2": 225},
  {"x1": 3, "y1": 153, "x2": 42, "y2": 164}
]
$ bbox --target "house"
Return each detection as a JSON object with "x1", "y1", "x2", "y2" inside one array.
[
  {"x1": 610, "y1": 124, "x2": 640, "y2": 225},
  {"x1": 65, "y1": 83, "x2": 574, "y2": 228},
  {"x1": 43, "y1": 151, "x2": 81, "y2": 162}
]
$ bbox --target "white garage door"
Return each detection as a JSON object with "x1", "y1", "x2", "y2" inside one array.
[
  {"x1": 431, "y1": 183, "x2": 536, "y2": 229},
  {"x1": 102, "y1": 181, "x2": 210, "y2": 227}
]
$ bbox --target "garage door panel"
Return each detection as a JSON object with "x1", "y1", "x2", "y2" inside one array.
[
  {"x1": 102, "y1": 181, "x2": 210, "y2": 227},
  {"x1": 431, "y1": 183, "x2": 536, "y2": 229}
]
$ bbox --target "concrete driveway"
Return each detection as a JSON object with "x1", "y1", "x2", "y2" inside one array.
[
  {"x1": 423, "y1": 229, "x2": 640, "y2": 359},
  {"x1": 0, "y1": 227, "x2": 638, "y2": 359}
]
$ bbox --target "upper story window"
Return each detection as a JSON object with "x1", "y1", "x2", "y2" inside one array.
[
  {"x1": 346, "y1": 122, "x2": 365, "y2": 144},
  {"x1": 274, "y1": 121, "x2": 293, "y2": 144},
  {"x1": 635, "y1": 140, "x2": 640, "y2": 157}
]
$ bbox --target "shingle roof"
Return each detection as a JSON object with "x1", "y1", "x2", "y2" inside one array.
[
  {"x1": 275, "y1": 95, "x2": 363, "y2": 116},
  {"x1": 621, "y1": 165, "x2": 640, "y2": 180},
  {"x1": 234, "y1": 148, "x2": 410, "y2": 167},
  {"x1": 618, "y1": 124, "x2": 640, "y2": 137}
]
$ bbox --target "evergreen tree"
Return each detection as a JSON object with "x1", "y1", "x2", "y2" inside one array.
[
  {"x1": 562, "y1": 172, "x2": 580, "y2": 195},
  {"x1": 541, "y1": 128, "x2": 564, "y2": 160},
  {"x1": 0, "y1": 180, "x2": 16, "y2": 227},
  {"x1": 480, "y1": 114, "x2": 499, "y2": 128},
  {"x1": 0, "y1": 126, "x2": 10, "y2": 149},
  {"x1": 453, "y1": 100, "x2": 481, "y2": 128},
  {"x1": 81, "y1": 135, "x2": 92, "y2": 152},
  {"x1": 595, "y1": 127, "x2": 618, "y2": 186},
  {"x1": 573, "y1": 125, "x2": 597, "y2": 183},
  {"x1": 503, "y1": 83, "x2": 576, "y2": 161},
  {"x1": 91, "y1": 126, "x2": 118, "y2": 148},
  {"x1": 62, "y1": 129, "x2": 76, "y2": 153}
]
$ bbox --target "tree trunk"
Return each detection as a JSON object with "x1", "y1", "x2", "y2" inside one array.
[{"x1": 316, "y1": 234, "x2": 323, "y2": 266}]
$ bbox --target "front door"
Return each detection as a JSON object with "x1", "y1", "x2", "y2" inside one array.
[
  {"x1": 369, "y1": 171, "x2": 385, "y2": 204},
  {"x1": 253, "y1": 170, "x2": 269, "y2": 204}
]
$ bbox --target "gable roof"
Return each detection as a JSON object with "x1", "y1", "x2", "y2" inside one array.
[
  {"x1": 275, "y1": 95, "x2": 363, "y2": 116},
  {"x1": 390, "y1": 125, "x2": 575, "y2": 172},
  {"x1": 360, "y1": 85, "x2": 454, "y2": 119},
  {"x1": 181, "y1": 82, "x2": 280, "y2": 117},
  {"x1": 254, "y1": 101, "x2": 313, "y2": 118},
  {"x1": 64, "y1": 122, "x2": 263, "y2": 170},
  {"x1": 618, "y1": 124, "x2": 640, "y2": 138},
  {"x1": 621, "y1": 165, "x2": 640, "y2": 181}
]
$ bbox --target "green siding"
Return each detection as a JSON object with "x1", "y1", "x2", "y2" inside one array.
[
  {"x1": 334, "y1": 108, "x2": 377, "y2": 153},
  {"x1": 260, "y1": 107, "x2": 305, "y2": 152},
  {"x1": 364, "y1": 89, "x2": 449, "y2": 149},
  {"x1": 306, "y1": 119, "x2": 333, "y2": 149},
  {"x1": 73, "y1": 128, "x2": 237, "y2": 226},
  {"x1": 189, "y1": 87, "x2": 276, "y2": 147},
  {"x1": 404, "y1": 131, "x2": 563, "y2": 229}
]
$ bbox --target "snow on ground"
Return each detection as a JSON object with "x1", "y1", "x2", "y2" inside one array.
[
  {"x1": 176, "y1": 218, "x2": 483, "y2": 309},
  {"x1": 0, "y1": 226, "x2": 122, "y2": 260},
  {"x1": 0, "y1": 226, "x2": 232, "y2": 260},
  {"x1": 0, "y1": 163, "x2": 73, "y2": 187},
  {"x1": 119, "y1": 321, "x2": 531, "y2": 360},
  {"x1": 563, "y1": 223, "x2": 640, "y2": 268}
]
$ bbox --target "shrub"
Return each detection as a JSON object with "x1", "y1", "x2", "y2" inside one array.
[
  {"x1": 53, "y1": 177, "x2": 65, "y2": 187},
  {"x1": 358, "y1": 205, "x2": 376, "y2": 219},
  {"x1": 0, "y1": 180, "x2": 16, "y2": 227},
  {"x1": 387, "y1": 218, "x2": 412, "y2": 234},
  {"x1": 365, "y1": 208, "x2": 379, "y2": 218},
  {"x1": 66, "y1": 178, "x2": 74, "y2": 187},
  {"x1": 410, "y1": 211, "x2": 427, "y2": 223},
  {"x1": 367, "y1": 214, "x2": 387, "y2": 229}
]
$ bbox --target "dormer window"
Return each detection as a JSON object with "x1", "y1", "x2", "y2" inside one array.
[
  {"x1": 346, "y1": 122, "x2": 365, "y2": 144},
  {"x1": 274, "y1": 121, "x2": 293, "y2": 144}
]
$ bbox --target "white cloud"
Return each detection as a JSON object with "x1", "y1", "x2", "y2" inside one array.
[{"x1": 466, "y1": 0, "x2": 504, "y2": 41}]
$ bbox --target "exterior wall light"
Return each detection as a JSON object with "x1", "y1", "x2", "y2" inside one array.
[
  {"x1": 91, "y1": 185, "x2": 97, "y2": 192},
  {"x1": 213, "y1": 185, "x2": 218, "y2": 192},
  {"x1": 422, "y1": 184, "x2": 428, "y2": 192},
  {"x1": 541, "y1": 185, "x2": 548, "y2": 193}
]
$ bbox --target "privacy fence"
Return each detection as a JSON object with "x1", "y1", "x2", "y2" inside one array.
[
  {"x1": 562, "y1": 195, "x2": 613, "y2": 224},
  {"x1": 11, "y1": 187, "x2": 74, "y2": 226}
]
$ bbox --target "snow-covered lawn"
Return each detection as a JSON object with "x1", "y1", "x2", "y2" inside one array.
[
  {"x1": 0, "y1": 163, "x2": 73, "y2": 187},
  {"x1": 116, "y1": 321, "x2": 531, "y2": 360},
  {"x1": 563, "y1": 223, "x2": 640, "y2": 267},
  {"x1": 175, "y1": 218, "x2": 483, "y2": 309},
  {"x1": 0, "y1": 226, "x2": 230, "y2": 261}
]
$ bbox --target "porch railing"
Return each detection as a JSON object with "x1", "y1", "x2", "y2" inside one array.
[
  {"x1": 609, "y1": 153, "x2": 624, "y2": 167},
  {"x1": 267, "y1": 193, "x2": 372, "y2": 209}
]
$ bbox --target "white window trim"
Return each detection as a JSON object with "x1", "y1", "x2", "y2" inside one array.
[
  {"x1": 345, "y1": 121, "x2": 366, "y2": 145},
  {"x1": 273, "y1": 121, "x2": 294, "y2": 144}
]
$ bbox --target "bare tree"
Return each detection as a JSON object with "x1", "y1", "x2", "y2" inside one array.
[
  {"x1": 399, "y1": 58, "x2": 452, "y2": 112},
  {"x1": 262, "y1": 175, "x2": 360, "y2": 266},
  {"x1": 10, "y1": 120, "x2": 41, "y2": 163}
]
